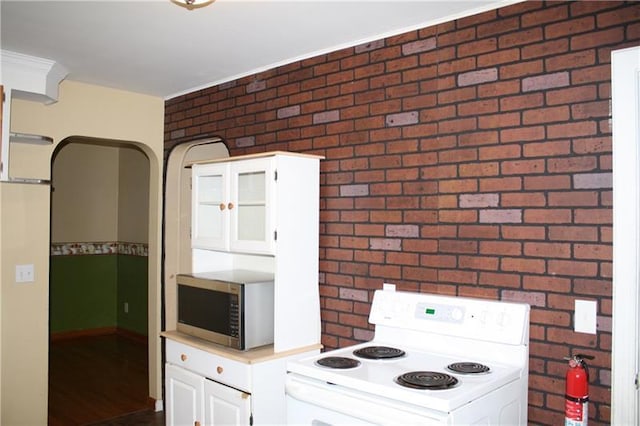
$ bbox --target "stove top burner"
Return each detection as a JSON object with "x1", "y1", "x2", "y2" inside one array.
[
  {"x1": 315, "y1": 356, "x2": 361, "y2": 369},
  {"x1": 353, "y1": 346, "x2": 406, "y2": 360},
  {"x1": 447, "y1": 362, "x2": 491, "y2": 374},
  {"x1": 395, "y1": 371, "x2": 459, "y2": 390}
]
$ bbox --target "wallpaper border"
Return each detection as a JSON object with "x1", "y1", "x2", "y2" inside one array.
[{"x1": 51, "y1": 242, "x2": 148, "y2": 257}]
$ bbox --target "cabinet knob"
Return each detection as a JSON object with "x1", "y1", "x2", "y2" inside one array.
[
  {"x1": 227, "y1": 202, "x2": 234, "y2": 210},
  {"x1": 180, "y1": 354, "x2": 187, "y2": 362},
  {"x1": 195, "y1": 422, "x2": 201, "y2": 426},
  {"x1": 219, "y1": 203, "x2": 226, "y2": 211},
  {"x1": 217, "y1": 366, "x2": 224, "y2": 374}
]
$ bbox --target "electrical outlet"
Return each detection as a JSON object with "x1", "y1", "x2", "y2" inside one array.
[
  {"x1": 15, "y1": 264, "x2": 35, "y2": 283},
  {"x1": 574, "y1": 300, "x2": 597, "y2": 334},
  {"x1": 124, "y1": 302, "x2": 129, "y2": 314}
]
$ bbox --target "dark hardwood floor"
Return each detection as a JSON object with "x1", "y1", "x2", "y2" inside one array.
[
  {"x1": 49, "y1": 334, "x2": 165, "y2": 425},
  {"x1": 86, "y1": 409, "x2": 165, "y2": 426}
]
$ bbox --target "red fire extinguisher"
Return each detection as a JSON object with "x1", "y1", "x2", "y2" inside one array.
[{"x1": 565, "y1": 354, "x2": 593, "y2": 426}]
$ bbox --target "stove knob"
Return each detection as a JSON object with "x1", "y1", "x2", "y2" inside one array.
[{"x1": 452, "y1": 308, "x2": 463, "y2": 321}]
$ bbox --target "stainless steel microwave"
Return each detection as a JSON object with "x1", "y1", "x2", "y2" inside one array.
[{"x1": 176, "y1": 270, "x2": 274, "y2": 351}]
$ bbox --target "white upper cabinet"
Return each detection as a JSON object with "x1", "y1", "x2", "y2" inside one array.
[
  {"x1": 192, "y1": 163, "x2": 228, "y2": 251},
  {"x1": 192, "y1": 157, "x2": 275, "y2": 255},
  {"x1": 229, "y1": 158, "x2": 275, "y2": 254},
  {"x1": 190, "y1": 151, "x2": 323, "y2": 352}
]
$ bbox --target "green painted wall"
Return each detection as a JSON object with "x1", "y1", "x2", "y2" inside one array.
[
  {"x1": 117, "y1": 255, "x2": 148, "y2": 336},
  {"x1": 50, "y1": 255, "x2": 117, "y2": 333},
  {"x1": 50, "y1": 254, "x2": 147, "y2": 335}
]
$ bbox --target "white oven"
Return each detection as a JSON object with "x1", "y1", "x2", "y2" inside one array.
[{"x1": 285, "y1": 286, "x2": 530, "y2": 425}]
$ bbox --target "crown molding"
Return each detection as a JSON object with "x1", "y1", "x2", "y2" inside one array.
[{"x1": 1, "y1": 49, "x2": 68, "y2": 103}]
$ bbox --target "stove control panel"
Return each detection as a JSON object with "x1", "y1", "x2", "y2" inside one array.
[
  {"x1": 414, "y1": 302, "x2": 465, "y2": 323},
  {"x1": 370, "y1": 288, "x2": 530, "y2": 345}
]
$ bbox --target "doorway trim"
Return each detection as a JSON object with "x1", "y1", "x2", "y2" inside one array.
[{"x1": 611, "y1": 46, "x2": 640, "y2": 425}]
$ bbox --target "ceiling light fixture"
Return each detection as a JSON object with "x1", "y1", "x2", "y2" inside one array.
[{"x1": 171, "y1": 0, "x2": 215, "y2": 10}]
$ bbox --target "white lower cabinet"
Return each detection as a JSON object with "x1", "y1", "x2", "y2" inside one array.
[
  {"x1": 166, "y1": 363, "x2": 251, "y2": 426},
  {"x1": 164, "y1": 337, "x2": 319, "y2": 426},
  {"x1": 166, "y1": 363, "x2": 204, "y2": 426},
  {"x1": 204, "y1": 378, "x2": 251, "y2": 425},
  {"x1": 165, "y1": 339, "x2": 252, "y2": 426}
]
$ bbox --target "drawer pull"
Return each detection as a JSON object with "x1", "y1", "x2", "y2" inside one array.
[
  {"x1": 180, "y1": 354, "x2": 188, "y2": 362},
  {"x1": 217, "y1": 366, "x2": 224, "y2": 374}
]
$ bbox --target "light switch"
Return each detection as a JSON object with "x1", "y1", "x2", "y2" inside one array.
[
  {"x1": 16, "y1": 264, "x2": 35, "y2": 283},
  {"x1": 574, "y1": 300, "x2": 597, "y2": 334}
]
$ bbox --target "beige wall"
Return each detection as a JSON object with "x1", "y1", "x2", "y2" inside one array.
[
  {"x1": 51, "y1": 142, "x2": 149, "y2": 244},
  {"x1": 0, "y1": 182, "x2": 50, "y2": 425},
  {"x1": 118, "y1": 146, "x2": 149, "y2": 244},
  {"x1": 0, "y1": 80, "x2": 163, "y2": 425},
  {"x1": 51, "y1": 142, "x2": 120, "y2": 243}
]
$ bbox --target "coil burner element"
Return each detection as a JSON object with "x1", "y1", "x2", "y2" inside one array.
[
  {"x1": 395, "y1": 371, "x2": 459, "y2": 390},
  {"x1": 315, "y1": 356, "x2": 361, "y2": 369},
  {"x1": 353, "y1": 346, "x2": 406, "y2": 360},
  {"x1": 447, "y1": 362, "x2": 491, "y2": 375}
]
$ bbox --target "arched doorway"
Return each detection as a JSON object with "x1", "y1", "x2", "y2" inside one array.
[
  {"x1": 48, "y1": 137, "x2": 152, "y2": 424},
  {"x1": 163, "y1": 138, "x2": 229, "y2": 336}
]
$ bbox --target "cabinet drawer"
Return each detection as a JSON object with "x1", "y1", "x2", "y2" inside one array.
[{"x1": 166, "y1": 340, "x2": 251, "y2": 392}]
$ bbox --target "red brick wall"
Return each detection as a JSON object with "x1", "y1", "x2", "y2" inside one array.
[{"x1": 165, "y1": 2, "x2": 640, "y2": 424}]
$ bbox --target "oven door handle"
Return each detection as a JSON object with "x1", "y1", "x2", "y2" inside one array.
[{"x1": 285, "y1": 375, "x2": 446, "y2": 425}]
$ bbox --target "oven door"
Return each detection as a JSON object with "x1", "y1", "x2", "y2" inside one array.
[{"x1": 285, "y1": 374, "x2": 449, "y2": 426}]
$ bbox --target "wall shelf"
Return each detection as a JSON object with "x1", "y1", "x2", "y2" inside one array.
[
  {"x1": 1, "y1": 50, "x2": 67, "y2": 181},
  {"x1": 9, "y1": 132, "x2": 53, "y2": 145},
  {"x1": 6, "y1": 177, "x2": 51, "y2": 185}
]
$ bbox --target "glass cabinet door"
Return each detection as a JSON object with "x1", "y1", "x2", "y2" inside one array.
[
  {"x1": 229, "y1": 158, "x2": 274, "y2": 254},
  {"x1": 191, "y1": 163, "x2": 228, "y2": 250}
]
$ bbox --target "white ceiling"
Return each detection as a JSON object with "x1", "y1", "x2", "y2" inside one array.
[{"x1": 1, "y1": 0, "x2": 519, "y2": 100}]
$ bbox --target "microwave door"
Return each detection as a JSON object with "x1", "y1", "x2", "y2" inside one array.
[{"x1": 177, "y1": 283, "x2": 242, "y2": 350}]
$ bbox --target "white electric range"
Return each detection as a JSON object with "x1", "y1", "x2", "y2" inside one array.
[{"x1": 285, "y1": 286, "x2": 530, "y2": 425}]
